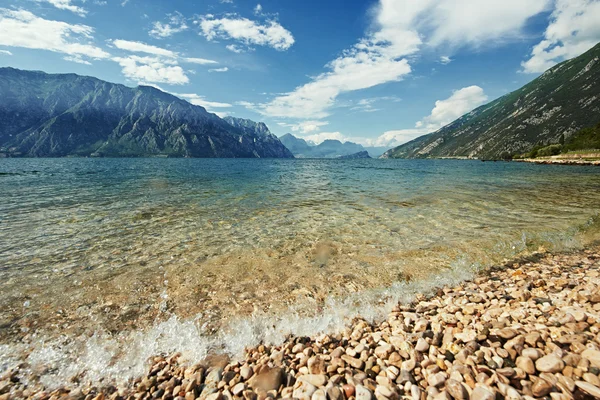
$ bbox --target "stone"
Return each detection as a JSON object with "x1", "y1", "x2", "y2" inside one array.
[
  {"x1": 251, "y1": 367, "x2": 284, "y2": 391},
  {"x1": 293, "y1": 381, "x2": 317, "y2": 400},
  {"x1": 342, "y1": 354, "x2": 365, "y2": 369},
  {"x1": 356, "y1": 384, "x2": 373, "y2": 400},
  {"x1": 342, "y1": 384, "x2": 355, "y2": 399},
  {"x1": 311, "y1": 389, "x2": 326, "y2": 400},
  {"x1": 299, "y1": 374, "x2": 327, "y2": 387},
  {"x1": 516, "y1": 356, "x2": 536, "y2": 374},
  {"x1": 375, "y1": 345, "x2": 392, "y2": 359},
  {"x1": 326, "y1": 385, "x2": 344, "y2": 400},
  {"x1": 232, "y1": 383, "x2": 245, "y2": 397},
  {"x1": 535, "y1": 354, "x2": 565, "y2": 373},
  {"x1": 374, "y1": 385, "x2": 395, "y2": 399},
  {"x1": 445, "y1": 379, "x2": 468, "y2": 400},
  {"x1": 428, "y1": 372, "x2": 447, "y2": 388},
  {"x1": 581, "y1": 348, "x2": 600, "y2": 368},
  {"x1": 240, "y1": 366, "x2": 253, "y2": 381},
  {"x1": 471, "y1": 385, "x2": 495, "y2": 400},
  {"x1": 308, "y1": 356, "x2": 325, "y2": 375},
  {"x1": 415, "y1": 338, "x2": 429, "y2": 353},
  {"x1": 532, "y1": 378, "x2": 553, "y2": 397},
  {"x1": 575, "y1": 381, "x2": 600, "y2": 398}
]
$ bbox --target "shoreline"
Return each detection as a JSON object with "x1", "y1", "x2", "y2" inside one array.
[
  {"x1": 2, "y1": 246, "x2": 600, "y2": 400},
  {"x1": 514, "y1": 158, "x2": 600, "y2": 166}
]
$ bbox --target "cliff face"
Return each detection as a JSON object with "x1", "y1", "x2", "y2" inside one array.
[
  {"x1": 0, "y1": 68, "x2": 292, "y2": 158},
  {"x1": 383, "y1": 43, "x2": 600, "y2": 159}
]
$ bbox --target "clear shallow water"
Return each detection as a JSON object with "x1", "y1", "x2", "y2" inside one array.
[{"x1": 1, "y1": 158, "x2": 600, "y2": 387}]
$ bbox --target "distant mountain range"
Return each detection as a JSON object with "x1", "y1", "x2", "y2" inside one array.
[
  {"x1": 0, "y1": 68, "x2": 293, "y2": 158},
  {"x1": 279, "y1": 133, "x2": 387, "y2": 158},
  {"x1": 383, "y1": 42, "x2": 600, "y2": 159}
]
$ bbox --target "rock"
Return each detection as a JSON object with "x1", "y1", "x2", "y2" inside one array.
[
  {"x1": 342, "y1": 354, "x2": 365, "y2": 369},
  {"x1": 445, "y1": 379, "x2": 468, "y2": 400},
  {"x1": 428, "y1": 372, "x2": 447, "y2": 388},
  {"x1": 374, "y1": 385, "x2": 395, "y2": 400},
  {"x1": 375, "y1": 345, "x2": 392, "y2": 359},
  {"x1": 231, "y1": 383, "x2": 245, "y2": 397},
  {"x1": 293, "y1": 380, "x2": 317, "y2": 400},
  {"x1": 575, "y1": 381, "x2": 600, "y2": 398},
  {"x1": 356, "y1": 385, "x2": 373, "y2": 400},
  {"x1": 311, "y1": 389, "x2": 327, "y2": 400},
  {"x1": 535, "y1": 354, "x2": 565, "y2": 373},
  {"x1": 410, "y1": 385, "x2": 421, "y2": 400},
  {"x1": 415, "y1": 338, "x2": 429, "y2": 353},
  {"x1": 471, "y1": 385, "x2": 495, "y2": 400},
  {"x1": 307, "y1": 356, "x2": 325, "y2": 375},
  {"x1": 299, "y1": 375, "x2": 327, "y2": 387},
  {"x1": 532, "y1": 378, "x2": 553, "y2": 397},
  {"x1": 326, "y1": 385, "x2": 344, "y2": 400},
  {"x1": 240, "y1": 366, "x2": 253, "y2": 381},
  {"x1": 581, "y1": 348, "x2": 600, "y2": 368},
  {"x1": 342, "y1": 384, "x2": 355, "y2": 399},
  {"x1": 251, "y1": 367, "x2": 284, "y2": 391},
  {"x1": 516, "y1": 356, "x2": 536, "y2": 374}
]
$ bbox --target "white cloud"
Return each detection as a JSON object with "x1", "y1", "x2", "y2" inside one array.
[
  {"x1": 34, "y1": 0, "x2": 87, "y2": 17},
  {"x1": 113, "y1": 55, "x2": 189, "y2": 85},
  {"x1": 417, "y1": 85, "x2": 488, "y2": 130},
  {"x1": 175, "y1": 93, "x2": 233, "y2": 111},
  {"x1": 371, "y1": 85, "x2": 488, "y2": 148},
  {"x1": 184, "y1": 57, "x2": 218, "y2": 65},
  {"x1": 226, "y1": 44, "x2": 245, "y2": 53},
  {"x1": 64, "y1": 55, "x2": 91, "y2": 64},
  {"x1": 0, "y1": 9, "x2": 110, "y2": 60},
  {"x1": 220, "y1": 0, "x2": 233, "y2": 3},
  {"x1": 440, "y1": 56, "x2": 452, "y2": 64},
  {"x1": 208, "y1": 67, "x2": 229, "y2": 72},
  {"x1": 302, "y1": 131, "x2": 348, "y2": 144},
  {"x1": 255, "y1": 0, "x2": 548, "y2": 121},
  {"x1": 254, "y1": 4, "x2": 263, "y2": 15},
  {"x1": 279, "y1": 120, "x2": 330, "y2": 134},
  {"x1": 0, "y1": 49, "x2": 12, "y2": 55},
  {"x1": 198, "y1": 16, "x2": 294, "y2": 51},
  {"x1": 521, "y1": 0, "x2": 600, "y2": 73},
  {"x1": 112, "y1": 39, "x2": 177, "y2": 57},
  {"x1": 150, "y1": 12, "x2": 188, "y2": 39}
]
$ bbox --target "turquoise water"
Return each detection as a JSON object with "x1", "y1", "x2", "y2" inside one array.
[{"x1": 1, "y1": 158, "x2": 600, "y2": 386}]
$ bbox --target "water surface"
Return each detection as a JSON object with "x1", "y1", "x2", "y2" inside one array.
[{"x1": 1, "y1": 158, "x2": 599, "y2": 386}]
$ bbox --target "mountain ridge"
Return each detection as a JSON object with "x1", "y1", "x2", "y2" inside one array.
[
  {"x1": 0, "y1": 67, "x2": 293, "y2": 158},
  {"x1": 279, "y1": 133, "x2": 388, "y2": 158},
  {"x1": 382, "y1": 42, "x2": 600, "y2": 159}
]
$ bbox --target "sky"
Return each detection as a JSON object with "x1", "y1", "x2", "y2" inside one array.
[{"x1": 0, "y1": 0, "x2": 599, "y2": 148}]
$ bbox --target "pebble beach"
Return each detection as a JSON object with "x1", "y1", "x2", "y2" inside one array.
[{"x1": 3, "y1": 246, "x2": 600, "y2": 400}]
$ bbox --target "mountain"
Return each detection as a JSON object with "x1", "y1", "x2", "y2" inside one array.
[
  {"x1": 0, "y1": 68, "x2": 293, "y2": 158},
  {"x1": 383, "y1": 42, "x2": 600, "y2": 160},
  {"x1": 337, "y1": 151, "x2": 371, "y2": 159},
  {"x1": 278, "y1": 133, "x2": 388, "y2": 158},
  {"x1": 279, "y1": 133, "x2": 313, "y2": 155},
  {"x1": 223, "y1": 117, "x2": 294, "y2": 158}
]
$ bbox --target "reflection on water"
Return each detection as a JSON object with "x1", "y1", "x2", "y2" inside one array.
[{"x1": 1, "y1": 158, "x2": 599, "y2": 386}]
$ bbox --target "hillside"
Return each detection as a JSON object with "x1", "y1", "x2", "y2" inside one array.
[
  {"x1": 0, "y1": 68, "x2": 293, "y2": 158},
  {"x1": 383, "y1": 42, "x2": 600, "y2": 159}
]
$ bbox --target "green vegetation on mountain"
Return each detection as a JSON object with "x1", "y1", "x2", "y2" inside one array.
[
  {"x1": 0, "y1": 68, "x2": 293, "y2": 158},
  {"x1": 382, "y1": 43, "x2": 600, "y2": 160}
]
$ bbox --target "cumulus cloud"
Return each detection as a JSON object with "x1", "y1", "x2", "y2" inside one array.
[
  {"x1": 34, "y1": 0, "x2": 87, "y2": 17},
  {"x1": 255, "y1": 0, "x2": 548, "y2": 121},
  {"x1": 440, "y1": 56, "x2": 452, "y2": 64},
  {"x1": 113, "y1": 55, "x2": 189, "y2": 85},
  {"x1": 63, "y1": 55, "x2": 91, "y2": 64},
  {"x1": 254, "y1": 4, "x2": 263, "y2": 15},
  {"x1": 175, "y1": 93, "x2": 233, "y2": 112},
  {"x1": 521, "y1": 0, "x2": 600, "y2": 73},
  {"x1": 226, "y1": 44, "x2": 245, "y2": 53},
  {"x1": 150, "y1": 12, "x2": 188, "y2": 39},
  {"x1": 208, "y1": 67, "x2": 229, "y2": 72},
  {"x1": 198, "y1": 16, "x2": 294, "y2": 51},
  {"x1": 110, "y1": 40, "x2": 219, "y2": 84},
  {"x1": 302, "y1": 131, "x2": 348, "y2": 144},
  {"x1": 371, "y1": 86, "x2": 488, "y2": 148},
  {"x1": 112, "y1": 39, "x2": 177, "y2": 57},
  {"x1": 0, "y1": 9, "x2": 110, "y2": 61},
  {"x1": 278, "y1": 120, "x2": 330, "y2": 134}
]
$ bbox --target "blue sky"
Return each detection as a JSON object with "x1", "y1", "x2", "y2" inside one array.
[{"x1": 1, "y1": 0, "x2": 599, "y2": 148}]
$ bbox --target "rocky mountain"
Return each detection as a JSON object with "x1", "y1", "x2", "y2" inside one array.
[
  {"x1": 383, "y1": 42, "x2": 600, "y2": 159},
  {"x1": 223, "y1": 117, "x2": 294, "y2": 158},
  {"x1": 279, "y1": 133, "x2": 387, "y2": 158},
  {"x1": 0, "y1": 68, "x2": 293, "y2": 158},
  {"x1": 337, "y1": 151, "x2": 371, "y2": 159}
]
